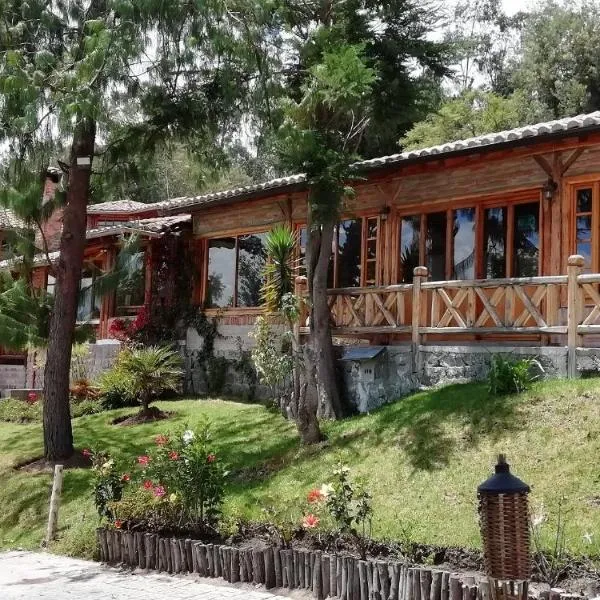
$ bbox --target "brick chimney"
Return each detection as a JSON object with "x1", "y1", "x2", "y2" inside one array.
[{"x1": 38, "y1": 167, "x2": 63, "y2": 252}]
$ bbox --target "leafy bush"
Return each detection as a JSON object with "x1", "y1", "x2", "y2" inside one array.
[
  {"x1": 116, "y1": 345, "x2": 183, "y2": 413},
  {"x1": 108, "y1": 420, "x2": 227, "y2": 530},
  {"x1": 71, "y1": 398, "x2": 103, "y2": 417},
  {"x1": 303, "y1": 462, "x2": 373, "y2": 538},
  {"x1": 87, "y1": 449, "x2": 126, "y2": 521},
  {"x1": 0, "y1": 398, "x2": 42, "y2": 423},
  {"x1": 488, "y1": 354, "x2": 536, "y2": 395},
  {"x1": 96, "y1": 362, "x2": 137, "y2": 410}
]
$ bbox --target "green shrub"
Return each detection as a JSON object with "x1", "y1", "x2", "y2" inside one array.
[
  {"x1": 488, "y1": 354, "x2": 536, "y2": 395},
  {"x1": 0, "y1": 398, "x2": 42, "y2": 423},
  {"x1": 71, "y1": 398, "x2": 103, "y2": 417},
  {"x1": 96, "y1": 363, "x2": 137, "y2": 410}
]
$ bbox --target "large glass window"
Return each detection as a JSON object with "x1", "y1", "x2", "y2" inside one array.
[
  {"x1": 513, "y1": 202, "x2": 540, "y2": 277},
  {"x1": 484, "y1": 207, "x2": 507, "y2": 278},
  {"x1": 337, "y1": 219, "x2": 362, "y2": 288},
  {"x1": 575, "y1": 188, "x2": 593, "y2": 269},
  {"x1": 116, "y1": 251, "x2": 146, "y2": 315},
  {"x1": 206, "y1": 233, "x2": 267, "y2": 308},
  {"x1": 399, "y1": 215, "x2": 420, "y2": 283},
  {"x1": 77, "y1": 267, "x2": 101, "y2": 322},
  {"x1": 426, "y1": 212, "x2": 446, "y2": 281},
  {"x1": 452, "y1": 208, "x2": 476, "y2": 280}
]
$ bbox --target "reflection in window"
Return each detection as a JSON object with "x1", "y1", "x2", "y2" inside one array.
[
  {"x1": 77, "y1": 267, "x2": 101, "y2": 322},
  {"x1": 484, "y1": 207, "x2": 506, "y2": 278},
  {"x1": 513, "y1": 203, "x2": 539, "y2": 277},
  {"x1": 237, "y1": 233, "x2": 267, "y2": 307},
  {"x1": 116, "y1": 251, "x2": 146, "y2": 315},
  {"x1": 400, "y1": 215, "x2": 420, "y2": 283},
  {"x1": 337, "y1": 219, "x2": 362, "y2": 288},
  {"x1": 46, "y1": 274, "x2": 56, "y2": 296},
  {"x1": 452, "y1": 208, "x2": 476, "y2": 280},
  {"x1": 207, "y1": 237, "x2": 236, "y2": 308},
  {"x1": 426, "y1": 212, "x2": 446, "y2": 281},
  {"x1": 575, "y1": 188, "x2": 593, "y2": 269},
  {"x1": 365, "y1": 217, "x2": 378, "y2": 285}
]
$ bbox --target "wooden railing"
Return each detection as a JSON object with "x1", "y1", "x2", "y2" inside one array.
[{"x1": 297, "y1": 255, "x2": 600, "y2": 377}]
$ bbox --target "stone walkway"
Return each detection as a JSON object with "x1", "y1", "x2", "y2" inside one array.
[{"x1": 0, "y1": 551, "x2": 299, "y2": 599}]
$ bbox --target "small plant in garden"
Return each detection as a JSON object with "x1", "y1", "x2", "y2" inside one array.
[
  {"x1": 88, "y1": 448, "x2": 127, "y2": 523},
  {"x1": 488, "y1": 354, "x2": 536, "y2": 395},
  {"x1": 116, "y1": 345, "x2": 183, "y2": 417},
  {"x1": 108, "y1": 420, "x2": 227, "y2": 531},
  {"x1": 303, "y1": 462, "x2": 373, "y2": 539}
]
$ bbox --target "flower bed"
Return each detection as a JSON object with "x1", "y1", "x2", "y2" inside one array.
[{"x1": 96, "y1": 529, "x2": 588, "y2": 600}]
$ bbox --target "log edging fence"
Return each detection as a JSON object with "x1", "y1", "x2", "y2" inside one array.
[{"x1": 96, "y1": 529, "x2": 586, "y2": 600}]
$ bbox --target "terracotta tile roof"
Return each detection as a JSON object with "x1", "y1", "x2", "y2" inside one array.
[
  {"x1": 87, "y1": 200, "x2": 153, "y2": 214},
  {"x1": 151, "y1": 111, "x2": 600, "y2": 212}
]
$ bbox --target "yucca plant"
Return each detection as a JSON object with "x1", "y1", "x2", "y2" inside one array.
[
  {"x1": 118, "y1": 346, "x2": 183, "y2": 415},
  {"x1": 261, "y1": 224, "x2": 298, "y2": 316}
]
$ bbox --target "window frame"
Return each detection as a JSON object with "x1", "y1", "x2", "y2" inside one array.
[
  {"x1": 394, "y1": 191, "x2": 543, "y2": 282},
  {"x1": 295, "y1": 213, "x2": 384, "y2": 290},
  {"x1": 202, "y1": 228, "x2": 269, "y2": 309},
  {"x1": 570, "y1": 181, "x2": 600, "y2": 272}
]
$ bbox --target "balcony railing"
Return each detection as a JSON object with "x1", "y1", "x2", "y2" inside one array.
[{"x1": 298, "y1": 255, "x2": 597, "y2": 378}]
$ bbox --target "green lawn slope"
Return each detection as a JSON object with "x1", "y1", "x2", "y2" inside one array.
[{"x1": 0, "y1": 379, "x2": 599, "y2": 559}]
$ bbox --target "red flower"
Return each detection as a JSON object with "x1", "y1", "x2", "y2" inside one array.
[
  {"x1": 206, "y1": 453, "x2": 216, "y2": 463},
  {"x1": 168, "y1": 451, "x2": 179, "y2": 461},
  {"x1": 302, "y1": 514, "x2": 320, "y2": 529},
  {"x1": 82, "y1": 449, "x2": 92, "y2": 458},
  {"x1": 137, "y1": 455, "x2": 150, "y2": 466},
  {"x1": 153, "y1": 485, "x2": 166, "y2": 498},
  {"x1": 121, "y1": 474, "x2": 130, "y2": 482},
  {"x1": 26, "y1": 391, "x2": 38, "y2": 404},
  {"x1": 155, "y1": 434, "x2": 169, "y2": 447},
  {"x1": 307, "y1": 489, "x2": 324, "y2": 504},
  {"x1": 142, "y1": 480, "x2": 154, "y2": 490},
  {"x1": 114, "y1": 519, "x2": 123, "y2": 529}
]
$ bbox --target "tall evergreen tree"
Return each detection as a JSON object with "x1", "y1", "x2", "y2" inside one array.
[{"x1": 0, "y1": 0, "x2": 252, "y2": 461}]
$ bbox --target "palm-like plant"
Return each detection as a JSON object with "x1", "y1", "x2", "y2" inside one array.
[
  {"x1": 261, "y1": 225, "x2": 298, "y2": 315},
  {"x1": 118, "y1": 346, "x2": 183, "y2": 415}
]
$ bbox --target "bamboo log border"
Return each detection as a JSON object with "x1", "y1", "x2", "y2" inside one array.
[{"x1": 96, "y1": 529, "x2": 588, "y2": 600}]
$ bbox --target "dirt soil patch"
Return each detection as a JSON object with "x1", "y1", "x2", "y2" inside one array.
[
  {"x1": 112, "y1": 407, "x2": 173, "y2": 426},
  {"x1": 16, "y1": 449, "x2": 92, "y2": 473}
]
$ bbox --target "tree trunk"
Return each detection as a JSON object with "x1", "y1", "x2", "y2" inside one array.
[
  {"x1": 43, "y1": 117, "x2": 96, "y2": 461},
  {"x1": 296, "y1": 351, "x2": 322, "y2": 444},
  {"x1": 306, "y1": 212, "x2": 343, "y2": 419}
]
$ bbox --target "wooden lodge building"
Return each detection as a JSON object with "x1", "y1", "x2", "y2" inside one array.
[{"x1": 4, "y1": 110, "x2": 600, "y2": 404}]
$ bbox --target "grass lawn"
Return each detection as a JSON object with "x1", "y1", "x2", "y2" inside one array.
[{"x1": 1, "y1": 379, "x2": 600, "y2": 559}]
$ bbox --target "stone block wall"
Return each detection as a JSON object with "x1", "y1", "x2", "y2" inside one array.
[{"x1": 0, "y1": 363, "x2": 26, "y2": 395}]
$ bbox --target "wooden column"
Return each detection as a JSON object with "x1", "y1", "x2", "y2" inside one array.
[
  {"x1": 99, "y1": 246, "x2": 117, "y2": 338},
  {"x1": 567, "y1": 254, "x2": 584, "y2": 378},
  {"x1": 144, "y1": 241, "x2": 153, "y2": 307},
  {"x1": 412, "y1": 266, "x2": 428, "y2": 374}
]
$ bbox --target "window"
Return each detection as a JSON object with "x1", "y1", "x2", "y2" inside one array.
[
  {"x1": 398, "y1": 200, "x2": 540, "y2": 282},
  {"x1": 205, "y1": 233, "x2": 267, "y2": 308},
  {"x1": 298, "y1": 216, "x2": 381, "y2": 288},
  {"x1": 77, "y1": 266, "x2": 101, "y2": 322},
  {"x1": 116, "y1": 251, "x2": 146, "y2": 315},
  {"x1": 46, "y1": 273, "x2": 56, "y2": 296},
  {"x1": 575, "y1": 187, "x2": 593, "y2": 269},
  {"x1": 452, "y1": 208, "x2": 476, "y2": 280}
]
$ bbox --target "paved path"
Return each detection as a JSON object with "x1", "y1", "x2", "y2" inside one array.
[{"x1": 0, "y1": 551, "x2": 297, "y2": 599}]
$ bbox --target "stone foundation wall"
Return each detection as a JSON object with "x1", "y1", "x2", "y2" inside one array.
[{"x1": 0, "y1": 364, "x2": 26, "y2": 395}]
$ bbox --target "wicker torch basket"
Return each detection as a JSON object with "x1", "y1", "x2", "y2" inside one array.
[{"x1": 478, "y1": 454, "x2": 531, "y2": 583}]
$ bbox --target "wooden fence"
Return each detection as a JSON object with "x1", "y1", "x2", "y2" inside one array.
[
  {"x1": 98, "y1": 529, "x2": 571, "y2": 600},
  {"x1": 298, "y1": 255, "x2": 599, "y2": 378}
]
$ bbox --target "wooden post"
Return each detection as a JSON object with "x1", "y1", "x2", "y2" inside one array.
[
  {"x1": 567, "y1": 255, "x2": 584, "y2": 378},
  {"x1": 412, "y1": 266, "x2": 428, "y2": 374},
  {"x1": 45, "y1": 464, "x2": 64, "y2": 544}
]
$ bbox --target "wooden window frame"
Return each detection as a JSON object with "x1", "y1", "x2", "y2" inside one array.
[
  {"x1": 570, "y1": 180, "x2": 600, "y2": 272},
  {"x1": 201, "y1": 229, "x2": 268, "y2": 309},
  {"x1": 295, "y1": 214, "x2": 383, "y2": 289},
  {"x1": 394, "y1": 190, "x2": 543, "y2": 282}
]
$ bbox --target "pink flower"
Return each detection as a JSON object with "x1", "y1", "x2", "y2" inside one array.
[
  {"x1": 307, "y1": 489, "x2": 324, "y2": 504},
  {"x1": 155, "y1": 435, "x2": 169, "y2": 447},
  {"x1": 114, "y1": 519, "x2": 123, "y2": 529},
  {"x1": 82, "y1": 449, "x2": 92, "y2": 458},
  {"x1": 27, "y1": 392, "x2": 38, "y2": 404},
  {"x1": 142, "y1": 480, "x2": 154, "y2": 490},
  {"x1": 121, "y1": 474, "x2": 130, "y2": 482},
  {"x1": 137, "y1": 455, "x2": 150, "y2": 466},
  {"x1": 207, "y1": 454, "x2": 216, "y2": 463},
  {"x1": 168, "y1": 451, "x2": 179, "y2": 461},
  {"x1": 303, "y1": 514, "x2": 320, "y2": 529},
  {"x1": 153, "y1": 485, "x2": 166, "y2": 498}
]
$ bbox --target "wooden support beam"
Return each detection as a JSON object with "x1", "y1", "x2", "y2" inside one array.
[
  {"x1": 533, "y1": 154, "x2": 553, "y2": 177},
  {"x1": 561, "y1": 148, "x2": 585, "y2": 175}
]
